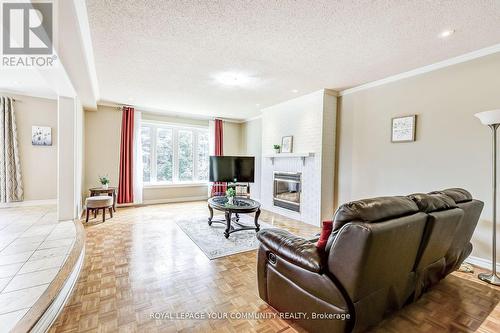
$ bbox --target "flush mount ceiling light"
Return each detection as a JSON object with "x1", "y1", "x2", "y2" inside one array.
[
  {"x1": 439, "y1": 29, "x2": 455, "y2": 38},
  {"x1": 291, "y1": 89, "x2": 299, "y2": 93},
  {"x1": 213, "y1": 72, "x2": 255, "y2": 87}
]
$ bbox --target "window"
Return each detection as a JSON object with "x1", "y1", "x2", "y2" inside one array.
[{"x1": 141, "y1": 123, "x2": 209, "y2": 185}]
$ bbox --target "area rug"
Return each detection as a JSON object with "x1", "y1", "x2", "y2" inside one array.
[{"x1": 175, "y1": 214, "x2": 274, "y2": 259}]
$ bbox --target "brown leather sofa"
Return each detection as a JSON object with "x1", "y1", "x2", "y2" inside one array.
[{"x1": 256, "y1": 188, "x2": 483, "y2": 333}]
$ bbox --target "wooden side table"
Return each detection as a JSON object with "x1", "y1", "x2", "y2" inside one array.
[{"x1": 89, "y1": 187, "x2": 117, "y2": 212}]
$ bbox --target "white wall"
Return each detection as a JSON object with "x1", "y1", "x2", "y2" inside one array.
[
  {"x1": 262, "y1": 91, "x2": 325, "y2": 156},
  {"x1": 261, "y1": 90, "x2": 337, "y2": 225},
  {"x1": 337, "y1": 52, "x2": 500, "y2": 263},
  {"x1": 58, "y1": 96, "x2": 79, "y2": 220},
  {"x1": 8, "y1": 94, "x2": 58, "y2": 201},
  {"x1": 241, "y1": 118, "x2": 262, "y2": 200}
]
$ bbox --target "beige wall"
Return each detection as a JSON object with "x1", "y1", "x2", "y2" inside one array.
[
  {"x1": 337, "y1": 52, "x2": 500, "y2": 262},
  {"x1": 84, "y1": 105, "x2": 121, "y2": 194},
  {"x1": 85, "y1": 106, "x2": 246, "y2": 203},
  {"x1": 142, "y1": 112, "x2": 208, "y2": 127},
  {"x1": 241, "y1": 118, "x2": 262, "y2": 199},
  {"x1": 223, "y1": 121, "x2": 243, "y2": 155},
  {"x1": 8, "y1": 94, "x2": 58, "y2": 201}
]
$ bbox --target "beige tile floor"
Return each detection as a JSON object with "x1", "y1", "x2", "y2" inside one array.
[{"x1": 0, "y1": 205, "x2": 76, "y2": 333}]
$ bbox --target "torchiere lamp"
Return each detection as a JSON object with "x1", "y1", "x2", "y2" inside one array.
[{"x1": 475, "y1": 109, "x2": 500, "y2": 285}]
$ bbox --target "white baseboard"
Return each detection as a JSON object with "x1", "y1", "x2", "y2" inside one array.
[
  {"x1": 0, "y1": 199, "x2": 56, "y2": 208},
  {"x1": 465, "y1": 255, "x2": 500, "y2": 271},
  {"x1": 114, "y1": 196, "x2": 208, "y2": 208},
  {"x1": 142, "y1": 196, "x2": 208, "y2": 205}
]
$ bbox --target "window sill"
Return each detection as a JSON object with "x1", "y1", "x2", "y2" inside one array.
[{"x1": 143, "y1": 182, "x2": 208, "y2": 189}]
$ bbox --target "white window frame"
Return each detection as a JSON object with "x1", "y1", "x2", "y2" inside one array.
[{"x1": 141, "y1": 121, "x2": 209, "y2": 187}]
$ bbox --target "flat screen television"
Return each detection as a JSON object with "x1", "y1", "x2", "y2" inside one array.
[{"x1": 209, "y1": 156, "x2": 255, "y2": 183}]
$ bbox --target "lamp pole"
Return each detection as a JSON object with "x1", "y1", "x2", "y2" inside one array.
[{"x1": 478, "y1": 123, "x2": 500, "y2": 285}]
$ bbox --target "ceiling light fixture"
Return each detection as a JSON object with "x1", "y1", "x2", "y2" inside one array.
[
  {"x1": 214, "y1": 72, "x2": 254, "y2": 87},
  {"x1": 291, "y1": 89, "x2": 299, "y2": 93},
  {"x1": 256, "y1": 104, "x2": 260, "y2": 107},
  {"x1": 439, "y1": 29, "x2": 455, "y2": 38}
]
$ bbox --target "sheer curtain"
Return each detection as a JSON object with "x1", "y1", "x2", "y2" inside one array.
[
  {"x1": 133, "y1": 110, "x2": 143, "y2": 205},
  {"x1": 0, "y1": 97, "x2": 23, "y2": 203}
]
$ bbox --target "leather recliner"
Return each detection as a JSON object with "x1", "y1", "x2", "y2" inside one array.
[{"x1": 256, "y1": 188, "x2": 483, "y2": 333}]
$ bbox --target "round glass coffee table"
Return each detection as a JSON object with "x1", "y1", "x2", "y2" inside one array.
[{"x1": 207, "y1": 196, "x2": 261, "y2": 238}]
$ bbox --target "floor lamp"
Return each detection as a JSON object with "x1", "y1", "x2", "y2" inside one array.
[{"x1": 475, "y1": 109, "x2": 500, "y2": 285}]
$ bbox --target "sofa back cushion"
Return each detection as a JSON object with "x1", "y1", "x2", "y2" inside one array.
[
  {"x1": 327, "y1": 212, "x2": 428, "y2": 331},
  {"x1": 428, "y1": 188, "x2": 483, "y2": 273},
  {"x1": 408, "y1": 193, "x2": 457, "y2": 213},
  {"x1": 430, "y1": 188, "x2": 472, "y2": 203},
  {"x1": 404, "y1": 192, "x2": 464, "y2": 298},
  {"x1": 333, "y1": 196, "x2": 419, "y2": 232}
]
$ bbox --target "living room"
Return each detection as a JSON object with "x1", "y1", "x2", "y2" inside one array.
[{"x1": 0, "y1": 1, "x2": 499, "y2": 332}]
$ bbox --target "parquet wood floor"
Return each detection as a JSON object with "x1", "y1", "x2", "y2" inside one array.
[{"x1": 48, "y1": 201, "x2": 500, "y2": 333}]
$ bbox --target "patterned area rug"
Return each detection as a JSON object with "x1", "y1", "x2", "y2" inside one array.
[{"x1": 175, "y1": 214, "x2": 274, "y2": 259}]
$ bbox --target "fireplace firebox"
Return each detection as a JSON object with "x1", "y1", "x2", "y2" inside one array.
[{"x1": 273, "y1": 172, "x2": 301, "y2": 212}]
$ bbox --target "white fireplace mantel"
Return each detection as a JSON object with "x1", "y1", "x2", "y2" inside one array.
[{"x1": 264, "y1": 152, "x2": 315, "y2": 166}]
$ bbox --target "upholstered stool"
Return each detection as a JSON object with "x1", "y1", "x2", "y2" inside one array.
[{"x1": 85, "y1": 195, "x2": 113, "y2": 222}]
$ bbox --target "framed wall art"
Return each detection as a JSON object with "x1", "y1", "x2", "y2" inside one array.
[
  {"x1": 32, "y1": 126, "x2": 52, "y2": 146},
  {"x1": 391, "y1": 115, "x2": 416, "y2": 143},
  {"x1": 281, "y1": 135, "x2": 293, "y2": 153}
]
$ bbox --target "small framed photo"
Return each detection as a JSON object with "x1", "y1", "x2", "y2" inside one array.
[
  {"x1": 281, "y1": 135, "x2": 293, "y2": 153},
  {"x1": 32, "y1": 126, "x2": 52, "y2": 146},
  {"x1": 391, "y1": 115, "x2": 416, "y2": 142}
]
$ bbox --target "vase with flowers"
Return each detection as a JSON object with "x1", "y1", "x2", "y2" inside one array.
[
  {"x1": 99, "y1": 175, "x2": 110, "y2": 189},
  {"x1": 226, "y1": 188, "x2": 236, "y2": 205}
]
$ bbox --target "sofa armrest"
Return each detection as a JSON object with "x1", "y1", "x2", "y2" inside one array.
[{"x1": 257, "y1": 228, "x2": 324, "y2": 273}]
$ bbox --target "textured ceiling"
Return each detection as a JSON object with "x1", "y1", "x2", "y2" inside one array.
[{"x1": 86, "y1": 0, "x2": 500, "y2": 119}]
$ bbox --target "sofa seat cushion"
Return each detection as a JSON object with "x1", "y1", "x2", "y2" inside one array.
[{"x1": 333, "y1": 196, "x2": 419, "y2": 231}]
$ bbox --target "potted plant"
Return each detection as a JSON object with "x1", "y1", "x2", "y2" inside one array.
[
  {"x1": 273, "y1": 144, "x2": 280, "y2": 154},
  {"x1": 226, "y1": 188, "x2": 236, "y2": 205},
  {"x1": 99, "y1": 175, "x2": 110, "y2": 189}
]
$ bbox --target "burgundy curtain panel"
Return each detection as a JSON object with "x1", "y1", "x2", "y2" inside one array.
[
  {"x1": 211, "y1": 119, "x2": 227, "y2": 196},
  {"x1": 118, "y1": 106, "x2": 135, "y2": 204}
]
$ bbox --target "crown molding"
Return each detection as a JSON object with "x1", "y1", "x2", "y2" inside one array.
[
  {"x1": 243, "y1": 114, "x2": 262, "y2": 122},
  {"x1": 339, "y1": 43, "x2": 500, "y2": 96}
]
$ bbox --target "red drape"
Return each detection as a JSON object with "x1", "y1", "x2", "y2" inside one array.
[
  {"x1": 211, "y1": 119, "x2": 227, "y2": 196},
  {"x1": 118, "y1": 106, "x2": 135, "y2": 204}
]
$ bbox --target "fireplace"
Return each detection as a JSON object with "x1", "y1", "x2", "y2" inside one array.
[{"x1": 273, "y1": 172, "x2": 301, "y2": 212}]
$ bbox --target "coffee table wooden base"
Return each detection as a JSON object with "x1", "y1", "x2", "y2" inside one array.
[{"x1": 208, "y1": 204, "x2": 261, "y2": 238}]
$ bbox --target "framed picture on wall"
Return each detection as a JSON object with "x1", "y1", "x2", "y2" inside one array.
[
  {"x1": 281, "y1": 135, "x2": 293, "y2": 153},
  {"x1": 391, "y1": 115, "x2": 416, "y2": 142},
  {"x1": 32, "y1": 126, "x2": 52, "y2": 146}
]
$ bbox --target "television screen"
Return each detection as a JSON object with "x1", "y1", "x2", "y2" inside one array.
[{"x1": 209, "y1": 156, "x2": 255, "y2": 183}]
